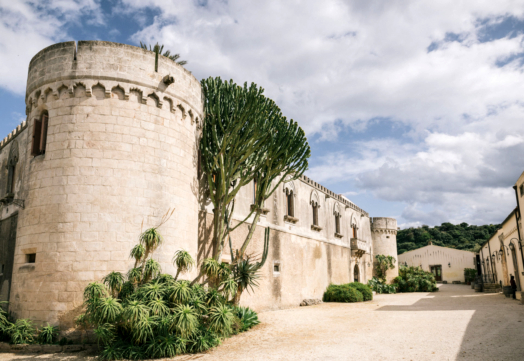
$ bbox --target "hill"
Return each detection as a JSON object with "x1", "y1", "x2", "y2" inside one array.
[{"x1": 396, "y1": 222, "x2": 501, "y2": 255}]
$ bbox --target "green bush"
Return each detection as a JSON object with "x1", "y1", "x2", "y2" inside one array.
[
  {"x1": 393, "y1": 266, "x2": 438, "y2": 292},
  {"x1": 346, "y1": 282, "x2": 373, "y2": 301},
  {"x1": 367, "y1": 277, "x2": 397, "y2": 294},
  {"x1": 38, "y1": 323, "x2": 59, "y2": 344},
  {"x1": 232, "y1": 306, "x2": 260, "y2": 331},
  {"x1": 464, "y1": 268, "x2": 476, "y2": 283},
  {"x1": 323, "y1": 284, "x2": 364, "y2": 303}
]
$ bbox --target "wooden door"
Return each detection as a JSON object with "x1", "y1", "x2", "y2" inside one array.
[{"x1": 431, "y1": 265, "x2": 442, "y2": 281}]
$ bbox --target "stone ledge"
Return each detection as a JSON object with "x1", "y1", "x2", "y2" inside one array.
[
  {"x1": 311, "y1": 224, "x2": 323, "y2": 231},
  {"x1": 0, "y1": 342, "x2": 98, "y2": 354},
  {"x1": 284, "y1": 215, "x2": 299, "y2": 224}
]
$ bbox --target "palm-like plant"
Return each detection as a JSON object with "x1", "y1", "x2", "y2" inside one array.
[
  {"x1": 37, "y1": 323, "x2": 59, "y2": 344},
  {"x1": 84, "y1": 282, "x2": 108, "y2": 302},
  {"x1": 96, "y1": 297, "x2": 123, "y2": 324},
  {"x1": 146, "y1": 334, "x2": 180, "y2": 358},
  {"x1": 7, "y1": 319, "x2": 36, "y2": 344},
  {"x1": 143, "y1": 259, "x2": 162, "y2": 282},
  {"x1": 148, "y1": 299, "x2": 170, "y2": 317},
  {"x1": 131, "y1": 315, "x2": 158, "y2": 344},
  {"x1": 122, "y1": 300, "x2": 149, "y2": 325},
  {"x1": 103, "y1": 271, "x2": 125, "y2": 297},
  {"x1": 127, "y1": 268, "x2": 143, "y2": 285},
  {"x1": 94, "y1": 323, "x2": 116, "y2": 347},
  {"x1": 173, "y1": 250, "x2": 195, "y2": 280},
  {"x1": 138, "y1": 280, "x2": 166, "y2": 301},
  {"x1": 130, "y1": 244, "x2": 145, "y2": 267},
  {"x1": 208, "y1": 304, "x2": 234, "y2": 335},
  {"x1": 173, "y1": 304, "x2": 198, "y2": 337},
  {"x1": 219, "y1": 278, "x2": 238, "y2": 300},
  {"x1": 140, "y1": 42, "x2": 188, "y2": 66},
  {"x1": 168, "y1": 281, "x2": 193, "y2": 304}
]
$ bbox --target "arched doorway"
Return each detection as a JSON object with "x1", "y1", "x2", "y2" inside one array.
[
  {"x1": 354, "y1": 264, "x2": 360, "y2": 283},
  {"x1": 510, "y1": 243, "x2": 521, "y2": 291}
]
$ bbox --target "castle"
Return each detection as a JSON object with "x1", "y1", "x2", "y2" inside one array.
[{"x1": 0, "y1": 41, "x2": 398, "y2": 329}]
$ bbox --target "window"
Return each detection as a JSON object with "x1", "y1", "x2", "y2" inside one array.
[
  {"x1": 25, "y1": 253, "x2": 36, "y2": 263},
  {"x1": 6, "y1": 161, "x2": 16, "y2": 195},
  {"x1": 335, "y1": 214, "x2": 341, "y2": 234},
  {"x1": 352, "y1": 226, "x2": 357, "y2": 238},
  {"x1": 286, "y1": 190, "x2": 294, "y2": 217},
  {"x1": 312, "y1": 203, "x2": 319, "y2": 226},
  {"x1": 274, "y1": 264, "x2": 280, "y2": 272},
  {"x1": 520, "y1": 184, "x2": 524, "y2": 197},
  {"x1": 31, "y1": 111, "x2": 49, "y2": 156}
]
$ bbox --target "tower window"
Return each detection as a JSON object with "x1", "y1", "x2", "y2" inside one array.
[
  {"x1": 520, "y1": 184, "x2": 524, "y2": 197},
  {"x1": 312, "y1": 203, "x2": 319, "y2": 226},
  {"x1": 26, "y1": 254, "x2": 36, "y2": 263},
  {"x1": 286, "y1": 190, "x2": 294, "y2": 217},
  {"x1": 31, "y1": 111, "x2": 49, "y2": 156},
  {"x1": 335, "y1": 214, "x2": 341, "y2": 234}
]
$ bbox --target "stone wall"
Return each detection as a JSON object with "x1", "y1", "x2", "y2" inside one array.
[{"x1": 8, "y1": 41, "x2": 202, "y2": 328}]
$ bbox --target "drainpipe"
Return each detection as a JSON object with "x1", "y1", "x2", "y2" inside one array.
[{"x1": 513, "y1": 186, "x2": 524, "y2": 277}]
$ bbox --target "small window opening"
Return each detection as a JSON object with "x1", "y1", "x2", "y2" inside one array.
[
  {"x1": 26, "y1": 254, "x2": 36, "y2": 264},
  {"x1": 31, "y1": 111, "x2": 49, "y2": 156},
  {"x1": 286, "y1": 190, "x2": 294, "y2": 217},
  {"x1": 274, "y1": 264, "x2": 280, "y2": 273},
  {"x1": 335, "y1": 215, "x2": 341, "y2": 234},
  {"x1": 386, "y1": 236, "x2": 390, "y2": 239},
  {"x1": 312, "y1": 203, "x2": 319, "y2": 226},
  {"x1": 520, "y1": 184, "x2": 524, "y2": 197}
]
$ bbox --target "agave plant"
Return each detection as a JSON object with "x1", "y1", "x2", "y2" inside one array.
[
  {"x1": 173, "y1": 304, "x2": 198, "y2": 338},
  {"x1": 38, "y1": 323, "x2": 59, "y2": 344},
  {"x1": 233, "y1": 306, "x2": 260, "y2": 331},
  {"x1": 208, "y1": 304, "x2": 234, "y2": 335},
  {"x1": 173, "y1": 250, "x2": 195, "y2": 280},
  {"x1": 103, "y1": 271, "x2": 125, "y2": 297}
]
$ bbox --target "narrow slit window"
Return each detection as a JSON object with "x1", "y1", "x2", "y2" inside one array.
[
  {"x1": 312, "y1": 204, "x2": 318, "y2": 226},
  {"x1": 274, "y1": 264, "x2": 280, "y2": 273},
  {"x1": 31, "y1": 111, "x2": 49, "y2": 156},
  {"x1": 335, "y1": 215, "x2": 341, "y2": 234},
  {"x1": 287, "y1": 191, "x2": 294, "y2": 217}
]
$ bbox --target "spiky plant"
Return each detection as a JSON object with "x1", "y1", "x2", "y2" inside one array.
[
  {"x1": 173, "y1": 250, "x2": 195, "y2": 280},
  {"x1": 168, "y1": 281, "x2": 193, "y2": 304},
  {"x1": 83, "y1": 282, "x2": 108, "y2": 302},
  {"x1": 140, "y1": 228, "x2": 163, "y2": 254},
  {"x1": 103, "y1": 271, "x2": 125, "y2": 297},
  {"x1": 143, "y1": 259, "x2": 162, "y2": 282},
  {"x1": 208, "y1": 304, "x2": 234, "y2": 335},
  {"x1": 122, "y1": 300, "x2": 149, "y2": 325},
  {"x1": 96, "y1": 297, "x2": 123, "y2": 324},
  {"x1": 233, "y1": 306, "x2": 260, "y2": 331},
  {"x1": 94, "y1": 323, "x2": 116, "y2": 347},
  {"x1": 99, "y1": 343, "x2": 123, "y2": 361},
  {"x1": 139, "y1": 42, "x2": 188, "y2": 66},
  {"x1": 119, "y1": 281, "x2": 136, "y2": 301},
  {"x1": 205, "y1": 288, "x2": 225, "y2": 308},
  {"x1": 173, "y1": 305, "x2": 198, "y2": 338},
  {"x1": 131, "y1": 316, "x2": 158, "y2": 344},
  {"x1": 127, "y1": 267, "x2": 143, "y2": 285},
  {"x1": 38, "y1": 323, "x2": 59, "y2": 344},
  {"x1": 219, "y1": 278, "x2": 238, "y2": 300},
  {"x1": 138, "y1": 280, "x2": 166, "y2": 301},
  {"x1": 148, "y1": 299, "x2": 170, "y2": 317},
  {"x1": 146, "y1": 334, "x2": 180, "y2": 358},
  {"x1": 232, "y1": 258, "x2": 261, "y2": 304},
  {"x1": 7, "y1": 319, "x2": 36, "y2": 344},
  {"x1": 130, "y1": 244, "x2": 146, "y2": 267}
]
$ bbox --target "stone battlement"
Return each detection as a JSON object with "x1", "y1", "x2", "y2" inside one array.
[{"x1": 0, "y1": 121, "x2": 27, "y2": 152}]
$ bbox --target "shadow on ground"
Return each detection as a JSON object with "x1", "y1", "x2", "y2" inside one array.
[{"x1": 377, "y1": 285, "x2": 524, "y2": 360}]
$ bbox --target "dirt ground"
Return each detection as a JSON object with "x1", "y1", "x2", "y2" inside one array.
[{"x1": 1, "y1": 284, "x2": 523, "y2": 361}]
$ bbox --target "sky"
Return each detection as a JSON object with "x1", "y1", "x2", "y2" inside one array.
[{"x1": 1, "y1": 0, "x2": 524, "y2": 228}]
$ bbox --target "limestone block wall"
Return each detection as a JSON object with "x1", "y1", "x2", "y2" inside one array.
[
  {"x1": 199, "y1": 173, "x2": 375, "y2": 310},
  {"x1": 10, "y1": 41, "x2": 202, "y2": 328},
  {"x1": 371, "y1": 217, "x2": 399, "y2": 282}
]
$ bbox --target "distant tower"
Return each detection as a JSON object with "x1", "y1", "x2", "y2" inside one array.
[{"x1": 371, "y1": 217, "x2": 399, "y2": 283}]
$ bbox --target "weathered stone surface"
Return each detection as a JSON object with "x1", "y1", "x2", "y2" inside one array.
[{"x1": 300, "y1": 299, "x2": 323, "y2": 306}]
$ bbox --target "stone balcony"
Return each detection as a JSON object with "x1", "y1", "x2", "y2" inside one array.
[{"x1": 351, "y1": 238, "x2": 367, "y2": 258}]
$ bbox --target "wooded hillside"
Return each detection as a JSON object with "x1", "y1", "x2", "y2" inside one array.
[{"x1": 397, "y1": 222, "x2": 501, "y2": 255}]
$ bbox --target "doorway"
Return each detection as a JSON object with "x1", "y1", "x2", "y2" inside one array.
[
  {"x1": 0, "y1": 214, "x2": 18, "y2": 311},
  {"x1": 354, "y1": 264, "x2": 360, "y2": 283},
  {"x1": 430, "y1": 265, "x2": 442, "y2": 282},
  {"x1": 510, "y1": 243, "x2": 521, "y2": 291}
]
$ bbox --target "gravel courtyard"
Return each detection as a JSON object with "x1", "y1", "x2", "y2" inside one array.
[{"x1": 1, "y1": 284, "x2": 523, "y2": 361}]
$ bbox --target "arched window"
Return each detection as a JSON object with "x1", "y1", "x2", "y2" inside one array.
[
  {"x1": 313, "y1": 202, "x2": 319, "y2": 226},
  {"x1": 6, "y1": 140, "x2": 19, "y2": 196},
  {"x1": 31, "y1": 111, "x2": 49, "y2": 156},
  {"x1": 283, "y1": 181, "x2": 297, "y2": 223},
  {"x1": 286, "y1": 190, "x2": 294, "y2": 217},
  {"x1": 334, "y1": 203, "x2": 342, "y2": 238}
]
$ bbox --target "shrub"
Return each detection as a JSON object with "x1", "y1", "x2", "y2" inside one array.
[
  {"x1": 367, "y1": 277, "x2": 397, "y2": 294},
  {"x1": 233, "y1": 306, "x2": 260, "y2": 331},
  {"x1": 8, "y1": 318, "x2": 36, "y2": 344},
  {"x1": 38, "y1": 323, "x2": 59, "y2": 344},
  {"x1": 346, "y1": 282, "x2": 373, "y2": 301},
  {"x1": 393, "y1": 266, "x2": 438, "y2": 292},
  {"x1": 323, "y1": 284, "x2": 364, "y2": 303}
]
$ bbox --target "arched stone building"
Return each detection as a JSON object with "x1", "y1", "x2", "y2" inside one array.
[{"x1": 0, "y1": 41, "x2": 398, "y2": 329}]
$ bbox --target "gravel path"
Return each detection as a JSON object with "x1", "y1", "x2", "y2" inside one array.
[{"x1": 1, "y1": 284, "x2": 523, "y2": 361}]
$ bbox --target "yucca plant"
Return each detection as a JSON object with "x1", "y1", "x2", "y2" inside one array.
[
  {"x1": 140, "y1": 228, "x2": 163, "y2": 254},
  {"x1": 146, "y1": 334, "x2": 181, "y2": 358},
  {"x1": 205, "y1": 289, "x2": 225, "y2": 308},
  {"x1": 37, "y1": 323, "x2": 59, "y2": 344},
  {"x1": 103, "y1": 272, "x2": 125, "y2": 297},
  {"x1": 173, "y1": 250, "x2": 195, "y2": 280},
  {"x1": 208, "y1": 304, "x2": 234, "y2": 335}
]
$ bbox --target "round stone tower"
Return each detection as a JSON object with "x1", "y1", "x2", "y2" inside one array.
[
  {"x1": 371, "y1": 217, "x2": 399, "y2": 283},
  {"x1": 12, "y1": 41, "x2": 202, "y2": 328}
]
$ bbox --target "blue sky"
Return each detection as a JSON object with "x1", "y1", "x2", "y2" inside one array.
[{"x1": 2, "y1": 1, "x2": 524, "y2": 228}]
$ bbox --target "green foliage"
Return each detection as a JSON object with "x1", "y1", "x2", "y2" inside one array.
[
  {"x1": 367, "y1": 277, "x2": 397, "y2": 294},
  {"x1": 173, "y1": 305, "x2": 198, "y2": 337},
  {"x1": 394, "y1": 266, "x2": 438, "y2": 292},
  {"x1": 346, "y1": 282, "x2": 373, "y2": 301},
  {"x1": 103, "y1": 272, "x2": 125, "y2": 297},
  {"x1": 168, "y1": 281, "x2": 193, "y2": 304},
  {"x1": 397, "y1": 222, "x2": 501, "y2": 254},
  {"x1": 96, "y1": 297, "x2": 123, "y2": 324},
  {"x1": 38, "y1": 323, "x2": 59, "y2": 344},
  {"x1": 323, "y1": 284, "x2": 364, "y2": 303},
  {"x1": 464, "y1": 268, "x2": 477, "y2": 283},
  {"x1": 208, "y1": 304, "x2": 234, "y2": 335},
  {"x1": 173, "y1": 250, "x2": 195, "y2": 280},
  {"x1": 232, "y1": 306, "x2": 260, "y2": 331},
  {"x1": 7, "y1": 318, "x2": 36, "y2": 344},
  {"x1": 143, "y1": 259, "x2": 162, "y2": 282},
  {"x1": 139, "y1": 42, "x2": 188, "y2": 65},
  {"x1": 375, "y1": 255, "x2": 396, "y2": 283}
]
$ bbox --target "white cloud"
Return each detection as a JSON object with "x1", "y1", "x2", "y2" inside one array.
[{"x1": 0, "y1": 0, "x2": 101, "y2": 94}]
